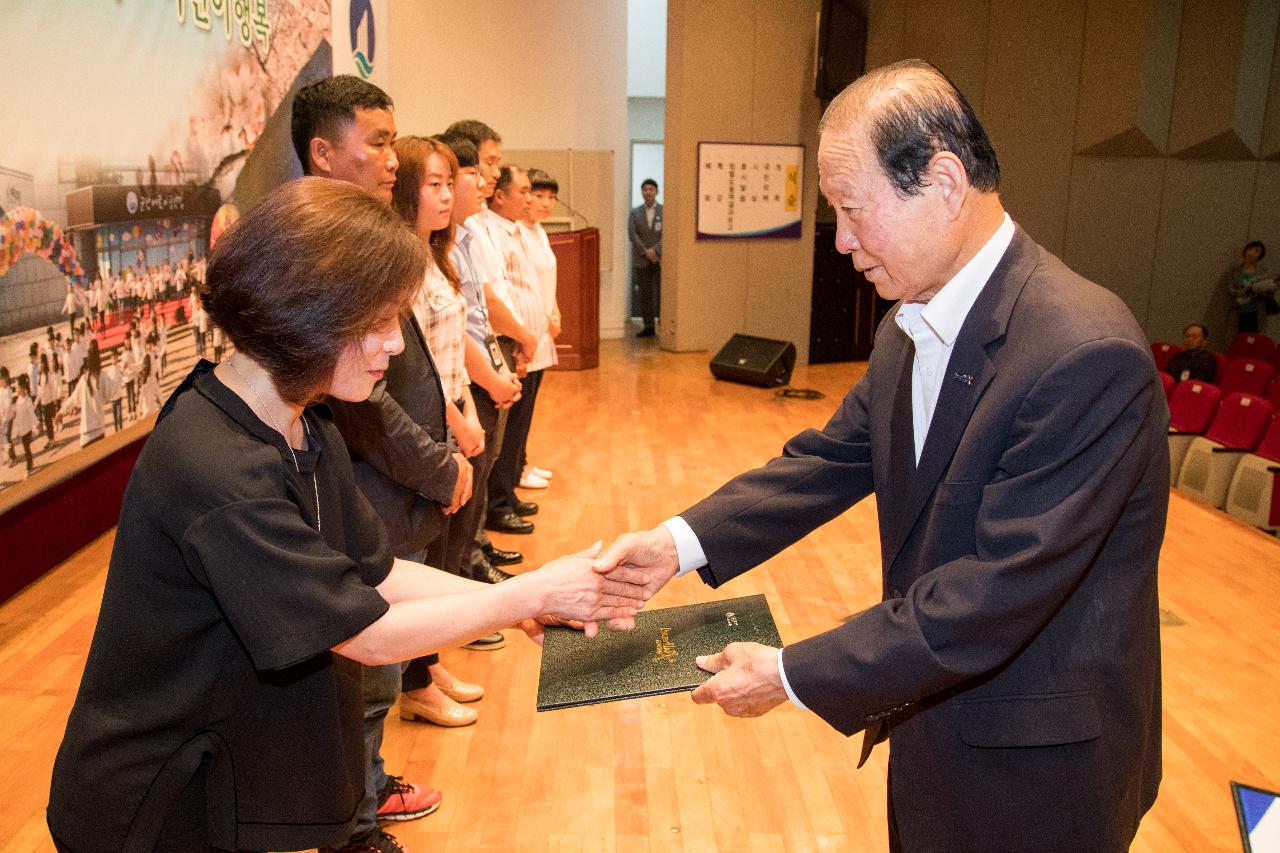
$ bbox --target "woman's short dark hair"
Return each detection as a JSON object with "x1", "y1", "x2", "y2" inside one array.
[
  {"x1": 527, "y1": 168, "x2": 559, "y2": 194},
  {"x1": 1245, "y1": 240, "x2": 1266, "y2": 259},
  {"x1": 200, "y1": 177, "x2": 427, "y2": 405},
  {"x1": 822, "y1": 59, "x2": 1000, "y2": 198}
]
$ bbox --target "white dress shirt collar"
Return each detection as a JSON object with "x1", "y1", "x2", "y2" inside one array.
[
  {"x1": 483, "y1": 206, "x2": 519, "y2": 236},
  {"x1": 895, "y1": 213, "x2": 1015, "y2": 348}
]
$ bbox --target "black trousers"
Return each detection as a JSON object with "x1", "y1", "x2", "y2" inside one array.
[
  {"x1": 887, "y1": 766, "x2": 903, "y2": 853},
  {"x1": 634, "y1": 263, "x2": 660, "y2": 330},
  {"x1": 445, "y1": 382, "x2": 508, "y2": 573},
  {"x1": 488, "y1": 367, "x2": 543, "y2": 516},
  {"x1": 401, "y1": 534, "x2": 448, "y2": 691}
]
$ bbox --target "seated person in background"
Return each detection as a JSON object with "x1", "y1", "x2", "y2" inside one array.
[
  {"x1": 46, "y1": 178, "x2": 648, "y2": 853},
  {"x1": 1165, "y1": 323, "x2": 1217, "y2": 383}
]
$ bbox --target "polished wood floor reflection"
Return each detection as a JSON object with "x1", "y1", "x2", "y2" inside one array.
[{"x1": 3, "y1": 338, "x2": 1278, "y2": 852}]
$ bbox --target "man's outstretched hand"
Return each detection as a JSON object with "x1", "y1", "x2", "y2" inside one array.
[{"x1": 591, "y1": 526, "x2": 681, "y2": 631}]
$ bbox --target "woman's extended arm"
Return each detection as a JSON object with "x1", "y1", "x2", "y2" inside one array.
[{"x1": 334, "y1": 548, "x2": 650, "y2": 665}]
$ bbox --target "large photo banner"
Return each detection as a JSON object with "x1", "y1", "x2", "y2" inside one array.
[{"x1": 0, "y1": 0, "x2": 385, "y2": 494}]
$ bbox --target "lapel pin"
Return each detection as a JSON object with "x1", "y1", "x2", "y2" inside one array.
[{"x1": 953, "y1": 372, "x2": 974, "y2": 385}]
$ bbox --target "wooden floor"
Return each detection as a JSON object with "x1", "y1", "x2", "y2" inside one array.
[{"x1": 2, "y1": 338, "x2": 1278, "y2": 852}]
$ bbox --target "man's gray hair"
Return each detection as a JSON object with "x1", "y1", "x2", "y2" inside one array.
[{"x1": 820, "y1": 59, "x2": 1000, "y2": 197}]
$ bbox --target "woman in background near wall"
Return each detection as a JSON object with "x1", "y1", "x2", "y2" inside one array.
[{"x1": 1230, "y1": 240, "x2": 1278, "y2": 335}]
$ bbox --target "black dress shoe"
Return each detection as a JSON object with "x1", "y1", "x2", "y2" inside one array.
[
  {"x1": 482, "y1": 543, "x2": 523, "y2": 566},
  {"x1": 513, "y1": 500, "x2": 539, "y2": 517},
  {"x1": 470, "y1": 560, "x2": 515, "y2": 584},
  {"x1": 637, "y1": 327, "x2": 656, "y2": 338},
  {"x1": 485, "y1": 511, "x2": 534, "y2": 534}
]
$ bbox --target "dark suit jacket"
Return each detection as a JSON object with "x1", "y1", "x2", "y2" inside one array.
[
  {"x1": 328, "y1": 313, "x2": 457, "y2": 556},
  {"x1": 628, "y1": 203, "x2": 662, "y2": 269},
  {"x1": 1164, "y1": 347, "x2": 1217, "y2": 383},
  {"x1": 682, "y1": 228, "x2": 1167, "y2": 852}
]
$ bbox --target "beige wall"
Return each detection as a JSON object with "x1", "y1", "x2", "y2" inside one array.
[
  {"x1": 867, "y1": 0, "x2": 1280, "y2": 350},
  {"x1": 662, "y1": 0, "x2": 824, "y2": 362},
  {"x1": 388, "y1": 1, "x2": 632, "y2": 337},
  {"x1": 383, "y1": 1, "x2": 1280, "y2": 354}
]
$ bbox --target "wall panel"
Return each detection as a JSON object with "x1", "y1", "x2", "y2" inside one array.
[
  {"x1": 1168, "y1": 0, "x2": 1278, "y2": 158},
  {"x1": 900, "y1": 0, "x2": 989, "y2": 111},
  {"x1": 663, "y1": 0, "x2": 822, "y2": 361},
  {"x1": 1073, "y1": 0, "x2": 1180, "y2": 157},
  {"x1": 983, "y1": 0, "x2": 1086, "y2": 254},
  {"x1": 1063, "y1": 157, "x2": 1167, "y2": 325},
  {"x1": 1150, "y1": 161, "x2": 1257, "y2": 345}
]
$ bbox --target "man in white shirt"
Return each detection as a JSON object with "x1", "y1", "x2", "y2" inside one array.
[
  {"x1": 593, "y1": 59, "x2": 1167, "y2": 853},
  {"x1": 480, "y1": 166, "x2": 555, "y2": 534},
  {"x1": 444, "y1": 119, "x2": 539, "y2": 548}
]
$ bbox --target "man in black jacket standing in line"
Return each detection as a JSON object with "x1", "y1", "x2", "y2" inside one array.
[{"x1": 291, "y1": 75, "x2": 470, "y2": 853}]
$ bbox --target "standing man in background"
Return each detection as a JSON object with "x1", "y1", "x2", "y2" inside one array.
[{"x1": 628, "y1": 178, "x2": 662, "y2": 337}]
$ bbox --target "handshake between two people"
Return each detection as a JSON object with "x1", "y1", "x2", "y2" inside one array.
[
  {"x1": 528, "y1": 526, "x2": 789, "y2": 720},
  {"x1": 518, "y1": 526, "x2": 680, "y2": 642}
]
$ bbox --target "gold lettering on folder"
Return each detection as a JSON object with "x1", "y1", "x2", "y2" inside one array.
[{"x1": 653, "y1": 627, "x2": 678, "y2": 663}]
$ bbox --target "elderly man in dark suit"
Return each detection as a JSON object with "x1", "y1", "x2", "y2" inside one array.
[
  {"x1": 628, "y1": 178, "x2": 663, "y2": 336},
  {"x1": 595, "y1": 59, "x2": 1167, "y2": 852}
]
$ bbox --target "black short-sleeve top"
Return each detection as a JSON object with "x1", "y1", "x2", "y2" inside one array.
[{"x1": 48, "y1": 361, "x2": 393, "y2": 853}]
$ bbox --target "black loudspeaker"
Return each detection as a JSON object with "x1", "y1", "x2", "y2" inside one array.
[{"x1": 710, "y1": 334, "x2": 797, "y2": 387}]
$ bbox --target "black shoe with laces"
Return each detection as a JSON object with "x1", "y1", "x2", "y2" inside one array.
[{"x1": 319, "y1": 827, "x2": 410, "y2": 853}]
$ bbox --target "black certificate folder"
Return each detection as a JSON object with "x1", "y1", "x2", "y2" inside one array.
[{"x1": 536, "y1": 594, "x2": 782, "y2": 711}]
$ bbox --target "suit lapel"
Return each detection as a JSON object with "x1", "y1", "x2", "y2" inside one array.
[
  {"x1": 885, "y1": 337, "x2": 917, "y2": 558},
  {"x1": 886, "y1": 227, "x2": 1039, "y2": 569}
]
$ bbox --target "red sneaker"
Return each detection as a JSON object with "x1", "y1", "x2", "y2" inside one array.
[{"x1": 376, "y1": 775, "x2": 442, "y2": 822}]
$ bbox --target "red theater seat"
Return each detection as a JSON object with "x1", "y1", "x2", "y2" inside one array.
[
  {"x1": 1219, "y1": 358, "x2": 1275, "y2": 397},
  {"x1": 1225, "y1": 414, "x2": 1280, "y2": 532},
  {"x1": 1151, "y1": 341, "x2": 1182, "y2": 373},
  {"x1": 1167, "y1": 380, "x2": 1222, "y2": 485},
  {"x1": 1227, "y1": 332, "x2": 1276, "y2": 363},
  {"x1": 1176, "y1": 393, "x2": 1275, "y2": 507}
]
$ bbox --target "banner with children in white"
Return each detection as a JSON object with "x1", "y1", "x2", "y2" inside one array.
[{"x1": 0, "y1": 0, "x2": 352, "y2": 489}]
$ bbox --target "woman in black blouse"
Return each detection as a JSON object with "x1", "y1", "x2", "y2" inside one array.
[{"x1": 47, "y1": 178, "x2": 647, "y2": 853}]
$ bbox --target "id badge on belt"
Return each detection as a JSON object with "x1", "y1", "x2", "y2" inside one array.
[{"x1": 485, "y1": 332, "x2": 505, "y2": 370}]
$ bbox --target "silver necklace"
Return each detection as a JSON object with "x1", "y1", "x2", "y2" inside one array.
[{"x1": 229, "y1": 357, "x2": 321, "y2": 533}]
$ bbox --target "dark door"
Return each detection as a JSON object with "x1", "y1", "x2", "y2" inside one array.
[{"x1": 810, "y1": 222, "x2": 892, "y2": 363}]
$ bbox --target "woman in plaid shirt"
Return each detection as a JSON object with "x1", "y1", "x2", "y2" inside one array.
[{"x1": 387, "y1": 134, "x2": 491, "y2": 728}]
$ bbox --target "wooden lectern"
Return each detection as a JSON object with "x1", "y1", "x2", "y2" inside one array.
[{"x1": 547, "y1": 227, "x2": 600, "y2": 370}]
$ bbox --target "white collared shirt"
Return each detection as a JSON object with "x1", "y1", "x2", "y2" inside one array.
[
  {"x1": 462, "y1": 211, "x2": 516, "y2": 316},
  {"x1": 481, "y1": 207, "x2": 556, "y2": 372},
  {"x1": 894, "y1": 213, "x2": 1014, "y2": 462},
  {"x1": 661, "y1": 213, "x2": 1017, "y2": 710}
]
